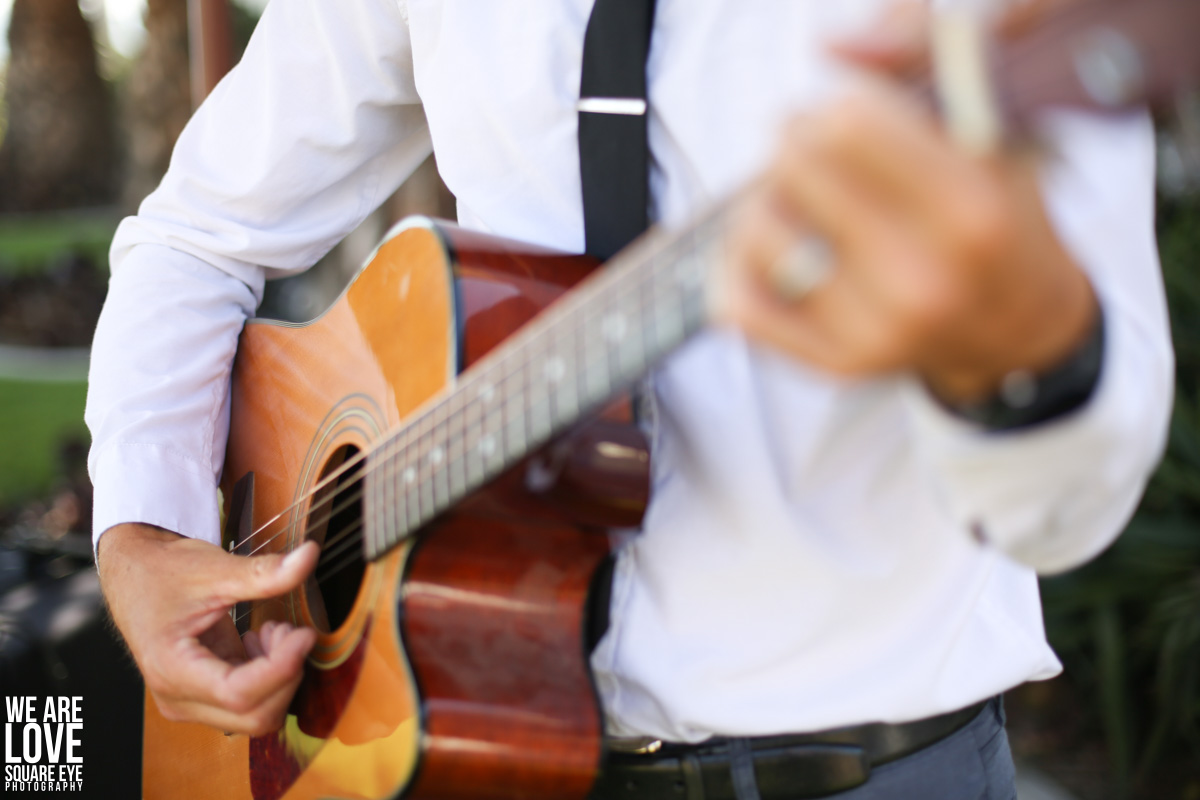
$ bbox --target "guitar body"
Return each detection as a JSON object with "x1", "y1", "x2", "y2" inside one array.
[{"x1": 142, "y1": 219, "x2": 651, "y2": 800}]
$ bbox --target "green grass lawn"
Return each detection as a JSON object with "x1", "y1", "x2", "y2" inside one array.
[
  {"x1": 0, "y1": 378, "x2": 89, "y2": 508},
  {"x1": 0, "y1": 208, "x2": 120, "y2": 275},
  {"x1": 0, "y1": 209, "x2": 113, "y2": 510}
]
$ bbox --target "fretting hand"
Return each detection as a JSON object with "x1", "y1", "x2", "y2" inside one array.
[{"x1": 719, "y1": 4, "x2": 1098, "y2": 406}]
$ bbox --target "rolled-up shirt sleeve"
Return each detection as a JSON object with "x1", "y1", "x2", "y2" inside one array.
[
  {"x1": 86, "y1": 0, "x2": 430, "y2": 549},
  {"x1": 904, "y1": 111, "x2": 1174, "y2": 575}
]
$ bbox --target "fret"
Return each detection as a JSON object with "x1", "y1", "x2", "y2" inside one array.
[
  {"x1": 636, "y1": 283, "x2": 662, "y2": 378},
  {"x1": 581, "y1": 350, "x2": 610, "y2": 410},
  {"x1": 651, "y1": 277, "x2": 684, "y2": 355},
  {"x1": 393, "y1": 431, "x2": 409, "y2": 543},
  {"x1": 504, "y1": 404, "x2": 528, "y2": 464},
  {"x1": 404, "y1": 448, "x2": 421, "y2": 533},
  {"x1": 463, "y1": 377, "x2": 485, "y2": 435},
  {"x1": 464, "y1": 417, "x2": 485, "y2": 487},
  {"x1": 549, "y1": 348, "x2": 580, "y2": 428},
  {"x1": 502, "y1": 358, "x2": 526, "y2": 397},
  {"x1": 526, "y1": 382, "x2": 553, "y2": 446},
  {"x1": 364, "y1": 453, "x2": 383, "y2": 559},
  {"x1": 502, "y1": 361, "x2": 527, "y2": 450},
  {"x1": 387, "y1": 448, "x2": 400, "y2": 554},
  {"x1": 429, "y1": 430, "x2": 449, "y2": 513},
  {"x1": 365, "y1": 205, "x2": 725, "y2": 558},
  {"x1": 583, "y1": 349, "x2": 611, "y2": 407},
  {"x1": 581, "y1": 307, "x2": 612, "y2": 402},
  {"x1": 446, "y1": 453, "x2": 467, "y2": 504},
  {"x1": 417, "y1": 427, "x2": 435, "y2": 526},
  {"x1": 446, "y1": 424, "x2": 467, "y2": 500},
  {"x1": 379, "y1": 439, "x2": 398, "y2": 556},
  {"x1": 399, "y1": 420, "x2": 417, "y2": 537},
  {"x1": 568, "y1": 314, "x2": 597, "y2": 412},
  {"x1": 613, "y1": 311, "x2": 647, "y2": 385},
  {"x1": 479, "y1": 402, "x2": 505, "y2": 478}
]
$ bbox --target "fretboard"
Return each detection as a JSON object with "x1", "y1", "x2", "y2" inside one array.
[{"x1": 363, "y1": 207, "x2": 724, "y2": 560}]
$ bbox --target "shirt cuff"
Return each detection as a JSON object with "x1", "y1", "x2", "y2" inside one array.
[
  {"x1": 91, "y1": 442, "x2": 224, "y2": 553},
  {"x1": 901, "y1": 299, "x2": 1170, "y2": 574}
]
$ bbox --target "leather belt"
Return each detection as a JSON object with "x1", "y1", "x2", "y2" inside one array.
[{"x1": 591, "y1": 699, "x2": 991, "y2": 800}]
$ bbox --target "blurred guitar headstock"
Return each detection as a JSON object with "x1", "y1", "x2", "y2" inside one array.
[{"x1": 929, "y1": 0, "x2": 1200, "y2": 187}]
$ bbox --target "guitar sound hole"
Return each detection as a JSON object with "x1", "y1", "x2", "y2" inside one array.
[{"x1": 305, "y1": 445, "x2": 366, "y2": 633}]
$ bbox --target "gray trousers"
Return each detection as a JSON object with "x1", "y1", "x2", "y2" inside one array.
[{"x1": 826, "y1": 698, "x2": 1016, "y2": 800}]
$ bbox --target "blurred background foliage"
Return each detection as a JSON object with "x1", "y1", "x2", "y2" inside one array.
[
  {"x1": 0, "y1": 0, "x2": 266, "y2": 511},
  {"x1": 1025, "y1": 186, "x2": 1200, "y2": 799},
  {"x1": 0, "y1": 1, "x2": 1197, "y2": 798}
]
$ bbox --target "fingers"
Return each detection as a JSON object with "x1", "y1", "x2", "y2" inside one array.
[
  {"x1": 725, "y1": 60, "x2": 1092, "y2": 398},
  {"x1": 767, "y1": 111, "x2": 892, "y2": 254},
  {"x1": 197, "y1": 612, "x2": 248, "y2": 664},
  {"x1": 152, "y1": 619, "x2": 316, "y2": 736},
  {"x1": 99, "y1": 526, "x2": 324, "y2": 736},
  {"x1": 722, "y1": 207, "x2": 921, "y2": 376},
  {"x1": 721, "y1": 72, "x2": 1016, "y2": 376},
  {"x1": 721, "y1": 187, "x2": 889, "y2": 375},
  {"x1": 209, "y1": 540, "x2": 320, "y2": 608},
  {"x1": 242, "y1": 628, "x2": 265, "y2": 660},
  {"x1": 776, "y1": 79, "x2": 1000, "y2": 251}
]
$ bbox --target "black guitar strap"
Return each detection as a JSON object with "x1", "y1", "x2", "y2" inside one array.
[{"x1": 578, "y1": 0, "x2": 659, "y2": 261}]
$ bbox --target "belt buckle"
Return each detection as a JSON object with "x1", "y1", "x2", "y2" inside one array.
[{"x1": 607, "y1": 736, "x2": 664, "y2": 755}]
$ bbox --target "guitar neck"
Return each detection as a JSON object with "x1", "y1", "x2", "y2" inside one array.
[
  {"x1": 993, "y1": 0, "x2": 1200, "y2": 128},
  {"x1": 361, "y1": 0, "x2": 1200, "y2": 561},
  {"x1": 362, "y1": 208, "x2": 725, "y2": 560}
]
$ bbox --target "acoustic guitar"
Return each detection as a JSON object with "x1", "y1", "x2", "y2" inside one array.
[{"x1": 142, "y1": 1, "x2": 1200, "y2": 798}]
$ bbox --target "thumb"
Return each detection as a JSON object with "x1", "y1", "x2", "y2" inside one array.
[{"x1": 208, "y1": 540, "x2": 321, "y2": 606}]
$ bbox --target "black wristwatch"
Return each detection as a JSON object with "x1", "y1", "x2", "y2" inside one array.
[{"x1": 942, "y1": 310, "x2": 1106, "y2": 432}]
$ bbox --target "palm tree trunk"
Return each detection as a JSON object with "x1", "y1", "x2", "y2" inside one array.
[
  {"x1": 121, "y1": 0, "x2": 192, "y2": 209},
  {"x1": 0, "y1": 0, "x2": 117, "y2": 212}
]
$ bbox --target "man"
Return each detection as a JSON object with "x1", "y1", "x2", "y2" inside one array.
[{"x1": 87, "y1": 0, "x2": 1173, "y2": 796}]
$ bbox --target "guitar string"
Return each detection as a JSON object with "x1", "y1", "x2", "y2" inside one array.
[
  {"x1": 313, "y1": 525, "x2": 370, "y2": 586},
  {"x1": 232, "y1": 225, "x2": 714, "y2": 599},
  {"x1": 315, "y1": 523, "x2": 366, "y2": 580},
  {"x1": 236, "y1": 299, "x2": 649, "y2": 567},
  {"x1": 297, "y1": 303, "x2": 627, "y2": 595},
  {"x1": 227, "y1": 330, "x2": 608, "y2": 623},
  {"x1": 302, "y1": 249, "x2": 701, "y2": 594},
  {"x1": 231, "y1": 225, "x2": 695, "y2": 559},
  {"x1": 235, "y1": 230, "x2": 710, "y2": 557},
  {"x1": 230, "y1": 518, "x2": 369, "y2": 628},
  {"x1": 230, "y1": 217, "x2": 719, "y2": 578},
  {"x1": 302, "y1": 332, "x2": 611, "y2": 592},
  {"x1": 252, "y1": 303, "x2": 651, "y2": 607},
  {"x1": 240, "y1": 474, "x2": 368, "y2": 559}
]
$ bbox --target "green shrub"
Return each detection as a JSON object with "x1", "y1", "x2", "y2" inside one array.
[{"x1": 1041, "y1": 191, "x2": 1200, "y2": 797}]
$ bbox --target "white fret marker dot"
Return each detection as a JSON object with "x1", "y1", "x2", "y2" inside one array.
[
  {"x1": 479, "y1": 382, "x2": 495, "y2": 403},
  {"x1": 429, "y1": 447, "x2": 444, "y2": 465},
  {"x1": 544, "y1": 357, "x2": 566, "y2": 383},
  {"x1": 479, "y1": 435, "x2": 496, "y2": 457},
  {"x1": 602, "y1": 314, "x2": 627, "y2": 342},
  {"x1": 402, "y1": 466, "x2": 416, "y2": 485}
]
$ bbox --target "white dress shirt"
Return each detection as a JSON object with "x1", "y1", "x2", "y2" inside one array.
[{"x1": 86, "y1": 0, "x2": 1173, "y2": 742}]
